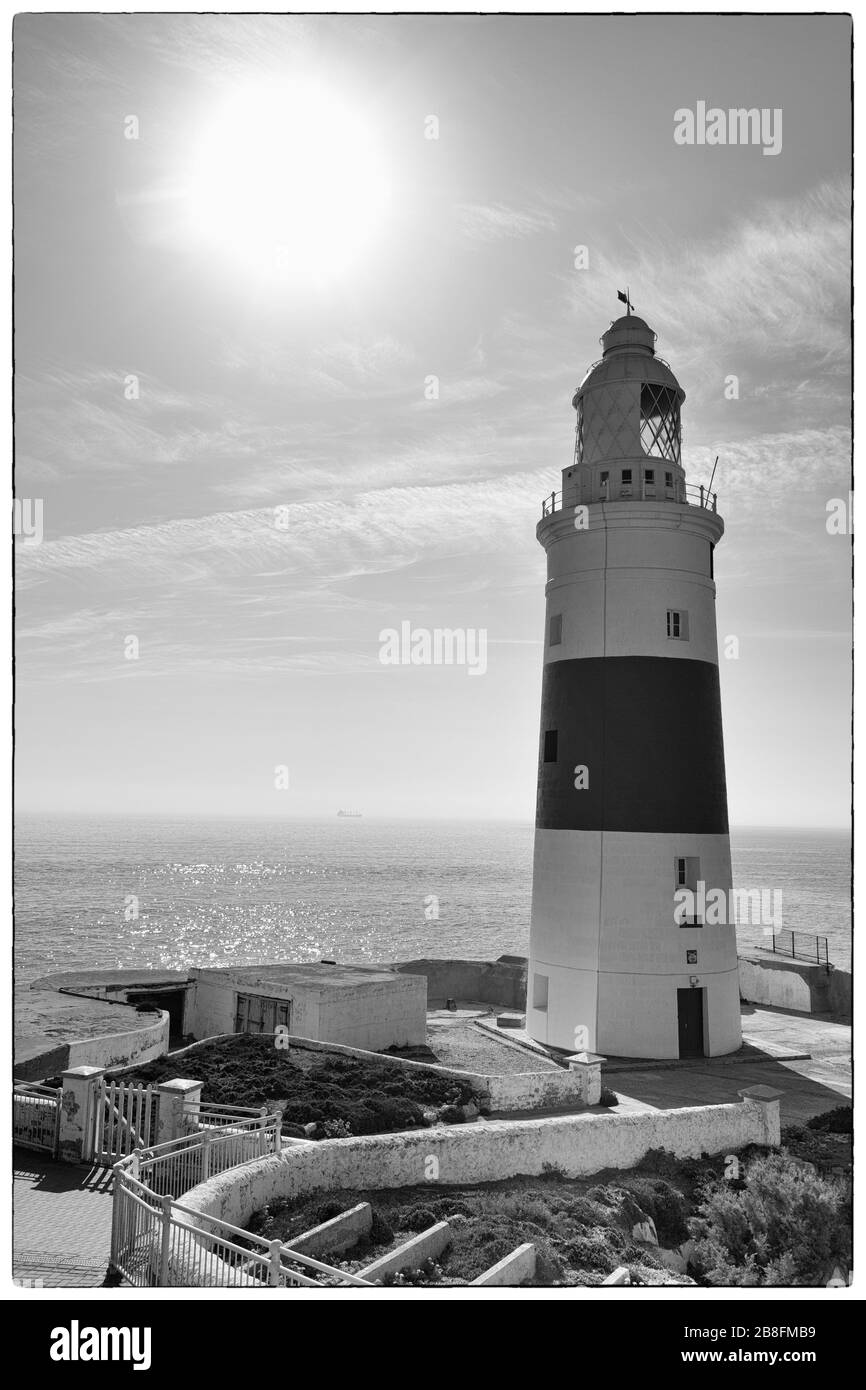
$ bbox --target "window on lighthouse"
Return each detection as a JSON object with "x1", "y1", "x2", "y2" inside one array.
[
  {"x1": 549, "y1": 614, "x2": 563, "y2": 646},
  {"x1": 640, "y1": 383, "x2": 681, "y2": 464},
  {"x1": 667, "y1": 609, "x2": 689, "y2": 640}
]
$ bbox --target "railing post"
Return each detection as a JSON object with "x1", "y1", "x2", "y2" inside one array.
[
  {"x1": 58, "y1": 1066, "x2": 104, "y2": 1164},
  {"x1": 201, "y1": 1129, "x2": 211, "y2": 1181},
  {"x1": 268, "y1": 1239, "x2": 282, "y2": 1287},
  {"x1": 259, "y1": 1107, "x2": 268, "y2": 1157},
  {"x1": 159, "y1": 1194, "x2": 173, "y2": 1286},
  {"x1": 157, "y1": 1079, "x2": 203, "y2": 1145}
]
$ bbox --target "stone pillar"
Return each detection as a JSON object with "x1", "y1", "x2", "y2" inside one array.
[
  {"x1": 58, "y1": 1065, "x2": 104, "y2": 1164},
  {"x1": 564, "y1": 1051, "x2": 605, "y2": 1106},
  {"x1": 738, "y1": 1085, "x2": 783, "y2": 1148},
  {"x1": 157, "y1": 1078, "x2": 203, "y2": 1145}
]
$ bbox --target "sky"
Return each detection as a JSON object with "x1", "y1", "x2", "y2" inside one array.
[{"x1": 13, "y1": 13, "x2": 852, "y2": 826}]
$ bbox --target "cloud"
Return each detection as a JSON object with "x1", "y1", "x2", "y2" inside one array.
[
  {"x1": 456, "y1": 203, "x2": 558, "y2": 242},
  {"x1": 567, "y1": 177, "x2": 850, "y2": 411}
]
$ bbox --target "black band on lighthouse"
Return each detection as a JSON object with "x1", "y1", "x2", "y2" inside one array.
[{"x1": 535, "y1": 655, "x2": 729, "y2": 834}]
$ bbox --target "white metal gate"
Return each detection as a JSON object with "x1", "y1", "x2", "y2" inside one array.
[
  {"x1": 13, "y1": 1083, "x2": 62, "y2": 1154},
  {"x1": 92, "y1": 1080, "x2": 160, "y2": 1164}
]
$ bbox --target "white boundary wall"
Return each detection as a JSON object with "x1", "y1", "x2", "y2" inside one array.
[{"x1": 180, "y1": 1098, "x2": 778, "y2": 1230}]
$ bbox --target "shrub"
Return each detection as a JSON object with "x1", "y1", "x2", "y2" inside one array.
[
  {"x1": 312, "y1": 1200, "x2": 345, "y2": 1226},
  {"x1": 623, "y1": 1178, "x2": 689, "y2": 1246},
  {"x1": 688, "y1": 1152, "x2": 851, "y2": 1286},
  {"x1": 807, "y1": 1106, "x2": 852, "y2": 1135},
  {"x1": 563, "y1": 1232, "x2": 618, "y2": 1275},
  {"x1": 319, "y1": 1118, "x2": 352, "y2": 1139},
  {"x1": 401, "y1": 1207, "x2": 438, "y2": 1233},
  {"x1": 598, "y1": 1086, "x2": 618, "y2": 1107},
  {"x1": 437, "y1": 1104, "x2": 466, "y2": 1125},
  {"x1": 369, "y1": 1209, "x2": 394, "y2": 1246}
]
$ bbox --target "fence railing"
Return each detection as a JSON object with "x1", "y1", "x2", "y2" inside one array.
[
  {"x1": 770, "y1": 930, "x2": 830, "y2": 966},
  {"x1": 128, "y1": 1113, "x2": 282, "y2": 1198},
  {"x1": 111, "y1": 1122, "x2": 374, "y2": 1288},
  {"x1": 539, "y1": 481, "x2": 718, "y2": 517},
  {"x1": 13, "y1": 1083, "x2": 62, "y2": 1154}
]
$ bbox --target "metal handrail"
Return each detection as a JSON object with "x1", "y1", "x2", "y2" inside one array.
[
  {"x1": 540, "y1": 481, "x2": 717, "y2": 517},
  {"x1": 111, "y1": 1120, "x2": 375, "y2": 1288},
  {"x1": 770, "y1": 930, "x2": 830, "y2": 967}
]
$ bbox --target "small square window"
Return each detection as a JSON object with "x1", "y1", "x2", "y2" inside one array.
[
  {"x1": 532, "y1": 973, "x2": 549, "y2": 1012},
  {"x1": 645, "y1": 469, "x2": 655, "y2": 483},
  {"x1": 543, "y1": 730, "x2": 558, "y2": 763},
  {"x1": 665, "y1": 471, "x2": 674, "y2": 488},
  {"x1": 621, "y1": 469, "x2": 632, "y2": 484},
  {"x1": 667, "y1": 609, "x2": 689, "y2": 640},
  {"x1": 549, "y1": 614, "x2": 562, "y2": 646},
  {"x1": 600, "y1": 471, "x2": 609, "y2": 484}
]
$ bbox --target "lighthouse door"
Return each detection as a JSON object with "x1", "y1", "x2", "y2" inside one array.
[{"x1": 677, "y1": 989, "x2": 705, "y2": 1059}]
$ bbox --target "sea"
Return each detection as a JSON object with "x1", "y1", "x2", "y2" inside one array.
[{"x1": 13, "y1": 817, "x2": 852, "y2": 1035}]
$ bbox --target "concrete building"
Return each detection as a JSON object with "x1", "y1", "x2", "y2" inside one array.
[
  {"x1": 24, "y1": 961, "x2": 428, "y2": 1062},
  {"x1": 184, "y1": 962, "x2": 427, "y2": 1051},
  {"x1": 527, "y1": 310, "x2": 741, "y2": 1059}
]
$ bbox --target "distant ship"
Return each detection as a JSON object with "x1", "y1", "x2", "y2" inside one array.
[{"x1": 337, "y1": 810, "x2": 362, "y2": 818}]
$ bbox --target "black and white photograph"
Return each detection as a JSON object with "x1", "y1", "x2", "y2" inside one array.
[{"x1": 9, "y1": 3, "x2": 856, "y2": 1333}]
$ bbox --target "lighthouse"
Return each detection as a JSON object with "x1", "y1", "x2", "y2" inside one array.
[{"x1": 526, "y1": 309, "x2": 741, "y2": 1060}]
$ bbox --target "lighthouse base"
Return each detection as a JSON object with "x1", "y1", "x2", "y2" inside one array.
[{"x1": 526, "y1": 960, "x2": 742, "y2": 1060}]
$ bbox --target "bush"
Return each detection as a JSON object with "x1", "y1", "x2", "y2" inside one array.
[
  {"x1": 437, "y1": 1104, "x2": 466, "y2": 1125},
  {"x1": 623, "y1": 1178, "x2": 689, "y2": 1246},
  {"x1": 807, "y1": 1106, "x2": 852, "y2": 1135},
  {"x1": 369, "y1": 1209, "x2": 394, "y2": 1246},
  {"x1": 563, "y1": 1231, "x2": 618, "y2": 1274},
  {"x1": 401, "y1": 1207, "x2": 438, "y2": 1232},
  {"x1": 598, "y1": 1086, "x2": 618, "y2": 1107},
  {"x1": 688, "y1": 1152, "x2": 851, "y2": 1286}
]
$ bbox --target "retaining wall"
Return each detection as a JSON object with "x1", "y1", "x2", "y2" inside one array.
[
  {"x1": 388, "y1": 957, "x2": 527, "y2": 1009},
  {"x1": 180, "y1": 1098, "x2": 778, "y2": 1231},
  {"x1": 738, "y1": 954, "x2": 851, "y2": 1019},
  {"x1": 14, "y1": 1010, "x2": 170, "y2": 1082}
]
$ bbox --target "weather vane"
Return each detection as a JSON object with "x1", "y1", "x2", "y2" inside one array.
[{"x1": 617, "y1": 287, "x2": 634, "y2": 315}]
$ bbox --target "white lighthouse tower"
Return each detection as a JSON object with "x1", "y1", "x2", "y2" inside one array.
[{"x1": 526, "y1": 309, "x2": 741, "y2": 1060}]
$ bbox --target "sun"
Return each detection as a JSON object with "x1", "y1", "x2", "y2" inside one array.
[{"x1": 185, "y1": 78, "x2": 390, "y2": 285}]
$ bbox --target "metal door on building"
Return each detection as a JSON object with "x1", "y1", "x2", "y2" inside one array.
[
  {"x1": 677, "y1": 988, "x2": 705, "y2": 1058},
  {"x1": 234, "y1": 994, "x2": 291, "y2": 1035}
]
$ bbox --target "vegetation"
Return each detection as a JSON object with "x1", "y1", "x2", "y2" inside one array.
[
  {"x1": 806, "y1": 1105, "x2": 852, "y2": 1135},
  {"x1": 111, "y1": 1034, "x2": 477, "y2": 1140},
  {"x1": 688, "y1": 1151, "x2": 852, "y2": 1287},
  {"x1": 247, "y1": 1139, "x2": 851, "y2": 1287}
]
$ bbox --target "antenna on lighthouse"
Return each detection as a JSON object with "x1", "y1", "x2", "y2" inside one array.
[{"x1": 706, "y1": 455, "x2": 719, "y2": 498}]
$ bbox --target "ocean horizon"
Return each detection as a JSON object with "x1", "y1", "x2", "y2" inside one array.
[{"x1": 14, "y1": 815, "x2": 851, "y2": 1035}]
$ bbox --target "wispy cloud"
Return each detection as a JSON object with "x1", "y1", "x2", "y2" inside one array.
[{"x1": 456, "y1": 202, "x2": 557, "y2": 242}]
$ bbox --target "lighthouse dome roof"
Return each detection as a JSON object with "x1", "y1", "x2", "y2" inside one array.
[{"x1": 573, "y1": 313, "x2": 685, "y2": 406}]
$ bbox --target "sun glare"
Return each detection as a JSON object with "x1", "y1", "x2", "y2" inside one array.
[{"x1": 186, "y1": 79, "x2": 390, "y2": 285}]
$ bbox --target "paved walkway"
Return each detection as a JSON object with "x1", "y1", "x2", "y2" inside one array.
[
  {"x1": 13, "y1": 1149, "x2": 114, "y2": 1287},
  {"x1": 606, "y1": 1006, "x2": 851, "y2": 1127}
]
